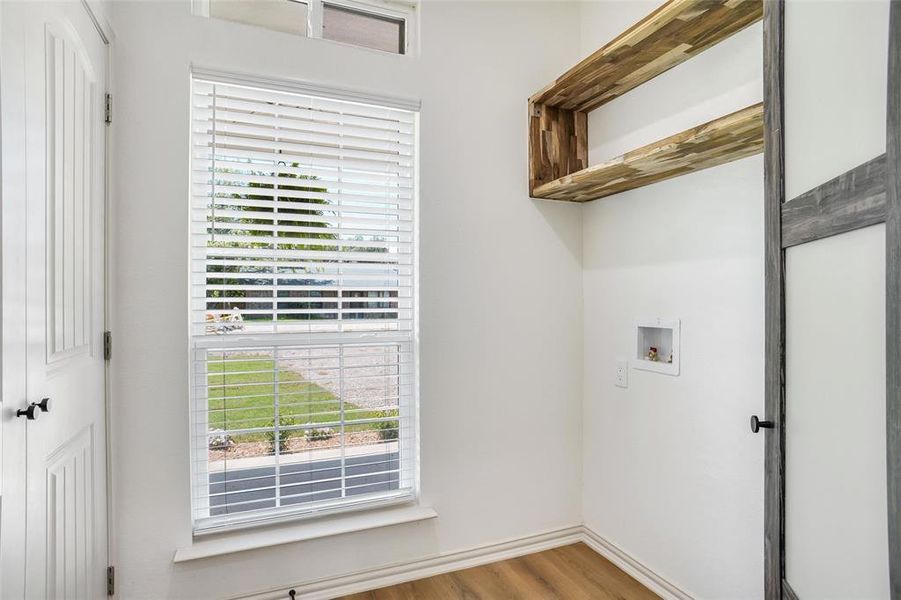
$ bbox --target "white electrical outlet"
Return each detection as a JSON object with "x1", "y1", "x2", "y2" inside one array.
[{"x1": 615, "y1": 360, "x2": 629, "y2": 388}]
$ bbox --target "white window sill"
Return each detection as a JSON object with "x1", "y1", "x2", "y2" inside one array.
[{"x1": 173, "y1": 504, "x2": 437, "y2": 563}]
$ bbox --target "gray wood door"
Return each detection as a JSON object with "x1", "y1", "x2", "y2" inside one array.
[{"x1": 762, "y1": 1, "x2": 900, "y2": 598}]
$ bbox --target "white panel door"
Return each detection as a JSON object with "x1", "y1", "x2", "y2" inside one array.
[{"x1": 0, "y1": 2, "x2": 108, "y2": 598}]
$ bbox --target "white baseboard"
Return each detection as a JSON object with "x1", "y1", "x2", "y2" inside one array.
[
  {"x1": 230, "y1": 525, "x2": 584, "y2": 600},
  {"x1": 231, "y1": 524, "x2": 693, "y2": 600},
  {"x1": 581, "y1": 526, "x2": 693, "y2": 600}
]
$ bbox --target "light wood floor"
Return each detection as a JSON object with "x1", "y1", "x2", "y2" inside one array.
[{"x1": 337, "y1": 543, "x2": 659, "y2": 599}]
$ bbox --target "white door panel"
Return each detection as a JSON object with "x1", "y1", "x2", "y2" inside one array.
[
  {"x1": 785, "y1": 226, "x2": 890, "y2": 599},
  {"x1": 1, "y1": 2, "x2": 31, "y2": 597},
  {"x1": 1, "y1": 2, "x2": 108, "y2": 598}
]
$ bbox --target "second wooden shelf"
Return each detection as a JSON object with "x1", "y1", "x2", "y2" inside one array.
[{"x1": 531, "y1": 103, "x2": 764, "y2": 203}]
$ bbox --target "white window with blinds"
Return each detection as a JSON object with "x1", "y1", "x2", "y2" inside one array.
[{"x1": 190, "y1": 72, "x2": 418, "y2": 533}]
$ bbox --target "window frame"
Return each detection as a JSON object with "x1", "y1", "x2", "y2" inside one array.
[
  {"x1": 187, "y1": 68, "x2": 421, "y2": 536},
  {"x1": 194, "y1": 0, "x2": 417, "y2": 56}
]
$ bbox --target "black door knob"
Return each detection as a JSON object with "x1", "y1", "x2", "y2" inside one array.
[
  {"x1": 751, "y1": 415, "x2": 774, "y2": 433},
  {"x1": 36, "y1": 397, "x2": 50, "y2": 413},
  {"x1": 16, "y1": 403, "x2": 39, "y2": 420}
]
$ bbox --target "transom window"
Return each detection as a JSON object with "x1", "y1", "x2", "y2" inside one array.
[
  {"x1": 205, "y1": 0, "x2": 415, "y2": 55},
  {"x1": 190, "y1": 74, "x2": 418, "y2": 532}
]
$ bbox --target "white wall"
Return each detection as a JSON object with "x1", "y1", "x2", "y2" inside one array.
[
  {"x1": 108, "y1": 2, "x2": 897, "y2": 598},
  {"x1": 109, "y1": 2, "x2": 583, "y2": 598},
  {"x1": 578, "y1": 2, "x2": 765, "y2": 598},
  {"x1": 783, "y1": 1, "x2": 890, "y2": 597}
]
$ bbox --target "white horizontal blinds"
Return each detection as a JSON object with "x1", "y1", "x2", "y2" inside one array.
[
  {"x1": 191, "y1": 79, "x2": 415, "y2": 338},
  {"x1": 190, "y1": 77, "x2": 416, "y2": 530},
  {"x1": 192, "y1": 342, "x2": 414, "y2": 526}
]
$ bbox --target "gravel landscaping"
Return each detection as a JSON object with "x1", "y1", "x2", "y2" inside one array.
[
  {"x1": 281, "y1": 346, "x2": 401, "y2": 410},
  {"x1": 209, "y1": 430, "x2": 386, "y2": 461}
]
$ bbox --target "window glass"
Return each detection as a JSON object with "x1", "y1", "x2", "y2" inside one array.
[
  {"x1": 323, "y1": 3, "x2": 405, "y2": 54},
  {"x1": 210, "y1": 0, "x2": 308, "y2": 36}
]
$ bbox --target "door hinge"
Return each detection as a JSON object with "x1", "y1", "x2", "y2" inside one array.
[
  {"x1": 106, "y1": 566, "x2": 115, "y2": 596},
  {"x1": 105, "y1": 93, "x2": 112, "y2": 125},
  {"x1": 103, "y1": 330, "x2": 112, "y2": 361}
]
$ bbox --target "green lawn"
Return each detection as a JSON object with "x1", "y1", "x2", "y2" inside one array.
[{"x1": 206, "y1": 355, "x2": 396, "y2": 443}]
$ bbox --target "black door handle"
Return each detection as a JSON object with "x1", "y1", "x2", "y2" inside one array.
[
  {"x1": 751, "y1": 415, "x2": 774, "y2": 433},
  {"x1": 17, "y1": 403, "x2": 39, "y2": 420},
  {"x1": 16, "y1": 398, "x2": 50, "y2": 421}
]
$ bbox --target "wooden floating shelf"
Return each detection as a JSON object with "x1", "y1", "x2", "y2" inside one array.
[
  {"x1": 528, "y1": 0, "x2": 764, "y2": 203},
  {"x1": 530, "y1": 0, "x2": 763, "y2": 113},
  {"x1": 532, "y1": 103, "x2": 764, "y2": 202}
]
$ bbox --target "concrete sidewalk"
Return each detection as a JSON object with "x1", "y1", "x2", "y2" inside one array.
[{"x1": 209, "y1": 440, "x2": 399, "y2": 472}]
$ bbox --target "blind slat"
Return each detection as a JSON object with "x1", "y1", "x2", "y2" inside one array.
[
  {"x1": 191, "y1": 104, "x2": 415, "y2": 143},
  {"x1": 192, "y1": 133, "x2": 413, "y2": 165},
  {"x1": 193, "y1": 184, "x2": 414, "y2": 207},
  {"x1": 193, "y1": 158, "x2": 414, "y2": 184},
  {"x1": 192, "y1": 146, "x2": 415, "y2": 177}
]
